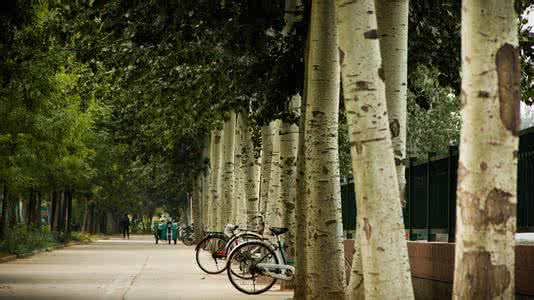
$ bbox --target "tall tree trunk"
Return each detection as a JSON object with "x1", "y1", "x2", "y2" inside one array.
[
  {"x1": 1, "y1": 184, "x2": 8, "y2": 239},
  {"x1": 201, "y1": 136, "x2": 210, "y2": 233},
  {"x1": 303, "y1": 1, "x2": 345, "y2": 298},
  {"x1": 220, "y1": 113, "x2": 236, "y2": 227},
  {"x1": 265, "y1": 120, "x2": 282, "y2": 231},
  {"x1": 233, "y1": 113, "x2": 243, "y2": 224},
  {"x1": 240, "y1": 114, "x2": 261, "y2": 226},
  {"x1": 259, "y1": 125, "x2": 273, "y2": 217},
  {"x1": 58, "y1": 190, "x2": 66, "y2": 234},
  {"x1": 33, "y1": 192, "x2": 42, "y2": 228},
  {"x1": 9, "y1": 195, "x2": 17, "y2": 228},
  {"x1": 294, "y1": 13, "x2": 311, "y2": 299},
  {"x1": 27, "y1": 191, "x2": 35, "y2": 226},
  {"x1": 453, "y1": 1, "x2": 519, "y2": 298},
  {"x1": 337, "y1": 0, "x2": 414, "y2": 298},
  {"x1": 280, "y1": 95, "x2": 301, "y2": 257},
  {"x1": 51, "y1": 190, "x2": 59, "y2": 232},
  {"x1": 65, "y1": 189, "x2": 73, "y2": 240},
  {"x1": 192, "y1": 175, "x2": 203, "y2": 242},
  {"x1": 82, "y1": 198, "x2": 88, "y2": 232},
  {"x1": 375, "y1": 0, "x2": 409, "y2": 207},
  {"x1": 209, "y1": 129, "x2": 223, "y2": 231}
]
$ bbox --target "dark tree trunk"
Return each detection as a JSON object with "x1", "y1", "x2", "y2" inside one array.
[
  {"x1": 1, "y1": 184, "x2": 9, "y2": 239},
  {"x1": 34, "y1": 192, "x2": 42, "y2": 228},
  {"x1": 82, "y1": 198, "x2": 88, "y2": 232},
  {"x1": 27, "y1": 191, "x2": 35, "y2": 226},
  {"x1": 65, "y1": 189, "x2": 73, "y2": 240},
  {"x1": 58, "y1": 190, "x2": 66, "y2": 234},
  {"x1": 9, "y1": 195, "x2": 17, "y2": 228},
  {"x1": 51, "y1": 190, "x2": 58, "y2": 232}
]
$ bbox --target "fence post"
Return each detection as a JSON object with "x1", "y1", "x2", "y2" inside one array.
[{"x1": 426, "y1": 153, "x2": 431, "y2": 241}]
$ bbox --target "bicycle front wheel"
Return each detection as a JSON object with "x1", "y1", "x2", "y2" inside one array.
[
  {"x1": 195, "y1": 235, "x2": 228, "y2": 274},
  {"x1": 227, "y1": 241, "x2": 279, "y2": 295}
]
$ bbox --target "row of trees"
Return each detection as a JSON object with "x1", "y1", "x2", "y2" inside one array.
[
  {"x1": 189, "y1": 1, "x2": 532, "y2": 299},
  {"x1": 0, "y1": 0, "x2": 532, "y2": 298}
]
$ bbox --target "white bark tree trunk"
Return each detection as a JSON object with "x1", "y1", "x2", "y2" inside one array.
[
  {"x1": 240, "y1": 114, "x2": 260, "y2": 226},
  {"x1": 233, "y1": 114, "x2": 243, "y2": 224},
  {"x1": 201, "y1": 136, "x2": 211, "y2": 232},
  {"x1": 303, "y1": 1, "x2": 345, "y2": 298},
  {"x1": 265, "y1": 120, "x2": 283, "y2": 231},
  {"x1": 259, "y1": 125, "x2": 273, "y2": 217},
  {"x1": 375, "y1": 0, "x2": 409, "y2": 206},
  {"x1": 280, "y1": 95, "x2": 301, "y2": 257},
  {"x1": 192, "y1": 175, "x2": 202, "y2": 241},
  {"x1": 209, "y1": 129, "x2": 223, "y2": 231},
  {"x1": 453, "y1": 1, "x2": 519, "y2": 298},
  {"x1": 220, "y1": 113, "x2": 236, "y2": 227},
  {"x1": 337, "y1": 0, "x2": 414, "y2": 298}
]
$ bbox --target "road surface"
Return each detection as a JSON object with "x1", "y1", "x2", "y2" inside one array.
[{"x1": 0, "y1": 235, "x2": 293, "y2": 300}]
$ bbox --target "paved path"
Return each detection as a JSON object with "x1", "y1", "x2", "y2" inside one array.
[{"x1": 0, "y1": 235, "x2": 293, "y2": 300}]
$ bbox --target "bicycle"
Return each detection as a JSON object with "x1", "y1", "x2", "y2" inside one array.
[
  {"x1": 195, "y1": 219, "x2": 264, "y2": 275},
  {"x1": 179, "y1": 224, "x2": 195, "y2": 246},
  {"x1": 226, "y1": 227, "x2": 294, "y2": 295}
]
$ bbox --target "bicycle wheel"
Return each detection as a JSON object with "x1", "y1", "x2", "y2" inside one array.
[
  {"x1": 182, "y1": 232, "x2": 195, "y2": 246},
  {"x1": 227, "y1": 241, "x2": 279, "y2": 295},
  {"x1": 195, "y1": 235, "x2": 228, "y2": 274},
  {"x1": 225, "y1": 232, "x2": 262, "y2": 255}
]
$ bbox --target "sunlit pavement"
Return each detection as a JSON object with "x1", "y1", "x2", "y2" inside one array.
[{"x1": 0, "y1": 235, "x2": 293, "y2": 300}]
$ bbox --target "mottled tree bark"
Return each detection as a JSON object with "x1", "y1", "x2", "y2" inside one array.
[
  {"x1": 375, "y1": 0, "x2": 409, "y2": 207},
  {"x1": 303, "y1": 0, "x2": 346, "y2": 298},
  {"x1": 233, "y1": 114, "x2": 244, "y2": 224},
  {"x1": 209, "y1": 129, "x2": 223, "y2": 231},
  {"x1": 280, "y1": 95, "x2": 301, "y2": 257},
  {"x1": 220, "y1": 113, "x2": 236, "y2": 227},
  {"x1": 192, "y1": 175, "x2": 203, "y2": 242},
  {"x1": 240, "y1": 114, "x2": 260, "y2": 226},
  {"x1": 453, "y1": 1, "x2": 519, "y2": 299},
  {"x1": 259, "y1": 125, "x2": 274, "y2": 217},
  {"x1": 200, "y1": 136, "x2": 210, "y2": 234},
  {"x1": 337, "y1": 0, "x2": 414, "y2": 298},
  {"x1": 265, "y1": 120, "x2": 282, "y2": 232}
]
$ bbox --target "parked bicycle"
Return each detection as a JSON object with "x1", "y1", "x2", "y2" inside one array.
[
  {"x1": 195, "y1": 217, "x2": 264, "y2": 275},
  {"x1": 226, "y1": 227, "x2": 294, "y2": 295},
  {"x1": 179, "y1": 224, "x2": 195, "y2": 246}
]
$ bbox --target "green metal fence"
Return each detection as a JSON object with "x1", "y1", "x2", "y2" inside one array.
[{"x1": 341, "y1": 128, "x2": 534, "y2": 241}]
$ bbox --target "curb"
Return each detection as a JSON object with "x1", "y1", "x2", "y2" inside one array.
[
  {"x1": 1, "y1": 240, "x2": 93, "y2": 263},
  {"x1": 0, "y1": 255, "x2": 17, "y2": 263}
]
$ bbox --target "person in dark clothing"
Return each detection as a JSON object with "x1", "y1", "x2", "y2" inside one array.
[{"x1": 120, "y1": 214, "x2": 130, "y2": 239}]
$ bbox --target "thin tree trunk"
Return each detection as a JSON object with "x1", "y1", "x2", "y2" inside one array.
[
  {"x1": 27, "y1": 191, "x2": 35, "y2": 226},
  {"x1": 220, "y1": 113, "x2": 236, "y2": 227},
  {"x1": 192, "y1": 175, "x2": 203, "y2": 242},
  {"x1": 303, "y1": 1, "x2": 345, "y2": 298},
  {"x1": 280, "y1": 95, "x2": 301, "y2": 257},
  {"x1": 59, "y1": 190, "x2": 66, "y2": 234},
  {"x1": 1, "y1": 184, "x2": 8, "y2": 239},
  {"x1": 453, "y1": 1, "x2": 519, "y2": 298},
  {"x1": 9, "y1": 195, "x2": 17, "y2": 228},
  {"x1": 375, "y1": 0, "x2": 409, "y2": 207},
  {"x1": 233, "y1": 113, "x2": 243, "y2": 224},
  {"x1": 82, "y1": 198, "x2": 88, "y2": 232},
  {"x1": 209, "y1": 129, "x2": 223, "y2": 231},
  {"x1": 51, "y1": 190, "x2": 59, "y2": 232},
  {"x1": 337, "y1": 0, "x2": 413, "y2": 298},
  {"x1": 201, "y1": 135, "x2": 210, "y2": 233},
  {"x1": 265, "y1": 120, "x2": 282, "y2": 231},
  {"x1": 240, "y1": 114, "x2": 260, "y2": 226},
  {"x1": 65, "y1": 189, "x2": 73, "y2": 239},
  {"x1": 259, "y1": 125, "x2": 273, "y2": 217},
  {"x1": 34, "y1": 192, "x2": 42, "y2": 228}
]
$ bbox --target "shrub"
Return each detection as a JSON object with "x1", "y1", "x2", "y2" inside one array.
[{"x1": 0, "y1": 225, "x2": 58, "y2": 256}]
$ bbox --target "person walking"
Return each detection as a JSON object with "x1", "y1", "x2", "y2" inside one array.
[{"x1": 120, "y1": 214, "x2": 130, "y2": 239}]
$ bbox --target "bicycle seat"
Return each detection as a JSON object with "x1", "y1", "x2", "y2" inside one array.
[{"x1": 270, "y1": 227, "x2": 289, "y2": 236}]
